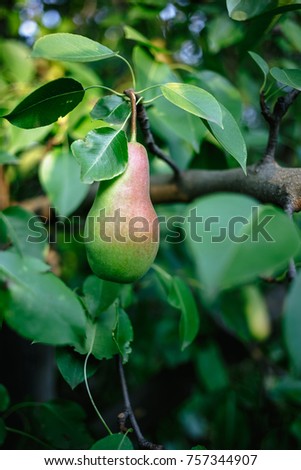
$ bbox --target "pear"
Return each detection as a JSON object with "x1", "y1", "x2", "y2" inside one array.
[{"x1": 85, "y1": 142, "x2": 159, "y2": 283}]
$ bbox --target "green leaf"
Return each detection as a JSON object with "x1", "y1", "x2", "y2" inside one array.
[
  {"x1": 283, "y1": 270, "x2": 301, "y2": 374},
  {"x1": 112, "y1": 306, "x2": 134, "y2": 363},
  {"x1": 0, "y1": 206, "x2": 48, "y2": 260},
  {"x1": 3, "y1": 78, "x2": 85, "y2": 129},
  {"x1": 0, "y1": 151, "x2": 18, "y2": 165},
  {"x1": 39, "y1": 150, "x2": 89, "y2": 216},
  {"x1": 32, "y1": 33, "x2": 116, "y2": 62},
  {"x1": 124, "y1": 25, "x2": 168, "y2": 52},
  {"x1": 185, "y1": 194, "x2": 300, "y2": 299},
  {"x1": 71, "y1": 127, "x2": 128, "y2": 184},
  {"x1": 90, "y1": 95, "x2": 130, "y2": 124},
  {"x1": 206, "y1": 104, "x2": 247, "y2": 173},
  {"x1": 0, "y1": 251, "x2": 86, "y2": 346},
  {"x1": 56, "y1": 347, "x2": 98, "y2": 390},
  {"x1": 270, "y1": 67, "x2": 301, "y2": 90},
  {"x1": 0, "y1": 418, "x2": 6, "y2": 446},
  {"x1": 0, "y1": 39, "x2": 35, "y2": 83},
  {"x1": 248, "y1": 51, "x2": 269, "y2": 88},
  {"x1": 82, "y1": 275, "x2": 122, "y2": 319},
  {"x1": 91, "y1": 433, "x2": 133, "y2": 450},
  {"x1": 161, "y1": 83, "x2": 223, "y2": 127},
  {"x1": 0, "y1": 384, "x2": 10, "y2": 412},
  {"x1": 226, "y1": 0, "x2": 301, "y2": 21},
  {"x1": 172, "y1": 277, "x2": 200, "y2": 351},
  {"x1": 29, "y1": 401, "x2": 93, "y2": 449},
  {"x1": 153, "y1": 265, "x2": 200, "y2": 350},
  {"x1": 227, "y1": 0, "x2": 272, "y2": 21},
  {"x1": 81, "y1": 304, "x2": 133, "y2": 361}
]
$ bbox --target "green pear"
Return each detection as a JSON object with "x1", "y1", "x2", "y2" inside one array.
[{"x1": 85, "y1": 142, "x2": 159, "y2": 283}]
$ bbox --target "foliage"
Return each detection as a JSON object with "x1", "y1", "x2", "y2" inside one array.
[{"x1": 1, "y1": 0, "x2": 301, "y2": 451}]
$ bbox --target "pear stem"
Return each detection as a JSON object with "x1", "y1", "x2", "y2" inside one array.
[{"x1": 124, "y1": 89, "x2": 137, "y2": 142}]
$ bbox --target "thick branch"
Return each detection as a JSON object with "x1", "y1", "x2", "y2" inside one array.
[{"x1": 150, "y1": 160, "x2": 301, "y2": 212}]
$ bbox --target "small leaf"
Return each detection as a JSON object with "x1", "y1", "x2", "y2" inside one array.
[
  {"x1": 71, "y1": 127, "x2": 128, "y2": 184},
  {"x1": 153, "y1": 265, "x2": 200, "y2": 350},
  {"x1": 0, "y1": 206, "x2": 48, "y2": 260},
  {"x1": 90, "y1": 95, "x2": 130, "y2": 124},
  {"x1": 283, "y1": 270, "x2": 301, "y2": 374},
  {"x1": 56, "y1": 347, "x2": 98, "y2": 390},
  {"x1": 172, "y1": 277, "x2": 200, "y2": 350},
  {"x1": 0, "y1": 151, "x2": 18, "y2": 165},
  {"x1": 248, "y1": 51, "x2": 269, "y2": 88},
  {"x1": 3, "y1": 78, "x2": 85, "y2": 129},
  {"x1": 1, "y1": 251, "x2": 86, "y2": 346},
  {"x1": 112, "y1": 305, "x2": 134, "y2": 363},
  {"x1": 207, "y1": 104, "x2": 247, "y2": 173},
  {"x1": 124, "y1": 25, "x2": 168, "y2": 52},
  {"x1": 91, "y1": 433, "x2": 133, "y2": 450},
  {"x1": 82, "y1": 275, "x2": 122, "y2": 319},
  {"x1": 39, "y1": 150, "x2": 89, "y2": 216},
  {"x1": 32, "y1": 33, "x2": 116, "y2": 62},
  {"x1": 0, "y1": 384, "x2": 10, "y2": 412},
  {"x1": 270, "y1": 67, "x2": 301, "y2": 91},
  {"x1": 161, "y1": 83, "x2": 223, "y2": 127}
]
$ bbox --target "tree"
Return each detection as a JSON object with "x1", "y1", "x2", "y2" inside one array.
[{"x1": 1, "y1": 0, "x2": 301, "y2": 451}]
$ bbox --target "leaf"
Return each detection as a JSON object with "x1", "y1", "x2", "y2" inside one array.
[
  {"x1": 39, "y1": 150, "x2": 89, "y2": 216},
  {"x1": 248, "y1": 51, "x2": 269, "y2": 88},
  {"x1": 81, "y1": 304, "x2": 133, "y2": 361},
  {"x1": 161, "y1": 83, "x2": 223, "y2": 127},
  {"x1": 3, "y1": 78, "x2": 85, "y2": 129},
  {"x1": 227, "y1": 0, "x2": 272, "y2": 21},
  {"x1": 71, "y1": 127, "x2": 128, "y2": 184},
  {"x1": 32, "y1": 33, "x2": 116, "y2": 62},
  {"x1": 227, "y1": 0, "x2": 301, "y2": 21},
  {"x1": 270, "y1": 67, "x2": 301, "y2": 90},
  {"x1": 0, "y1": 206, "x2": 48, "y2": 260},
  {"x1": 56, "y1": 347, "x2": 98, "y2": 390},
  {"x1": 124, "y1": 25, "x2": 168, "y2": 52},
  {"x1": 0, "y1": 418, "x2": 6, "y2": 446},
  {"x1": 185, "y1": 194, "x2": 300, "y2": 299},
  {"x1": 206, "y1": 104, "x2": 247, "y2": 173},
  {"x1": 0, "y1": 384, "x2": 10, "y2": 412},
  {"x1": 90, "y1": 95, "x2": 130, "y2": 124},
  {"x1": 0, "y1": 39, "x2": 35, "y2": 83},
  {"x1": 112, "y1": 306, "x2": 134, "y2": 363},
  {"x1": 172, "y1": 277, "x2": 200, "y2": 351},
  {"x1": 283, "y1": 270, "x2": 301, "y2": 374},
  {"x1": 29, "y1": 401, "x2": 93, "y2": 449},
  {"x1": 0, "y1": 251, "x2": 86, "y2": 346},
  {"x1": 91, "y1": 433, "x2": 133, "y2": 450},
  {"x1": 0, "y1": 151, "x2": 18, "y2": 165},
  {"x1": 82, "y1": 275, "x2": 122, "y2": 319},
  {"x1": 153, "y1": 265, "x2": 200, "y2": 350}
]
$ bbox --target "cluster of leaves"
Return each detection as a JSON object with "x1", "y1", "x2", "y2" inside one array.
[{"x1": 1, "y1": 0, "x2": 301, "y2": 450}]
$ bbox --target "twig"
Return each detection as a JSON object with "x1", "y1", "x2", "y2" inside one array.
[
  {"x1": 135, "y1": 97, "x2": 181, "y2": 178},
  {"x1": 260, "y1": 89, "x2": 300, "y2": 162},
  {"x1": 124, "y1": 89, "x2": 137, "y2": 142},
  {"x1": 117, "y1": 356, "x2": 164, "y2": 450}
]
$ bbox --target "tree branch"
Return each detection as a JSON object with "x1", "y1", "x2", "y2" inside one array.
[
  {"x1": 117, "y1": 356, "x2": 164, "y2": 450},
  {"x1": 150, "y1": 160, "x2": 301, "y2": 212}
]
